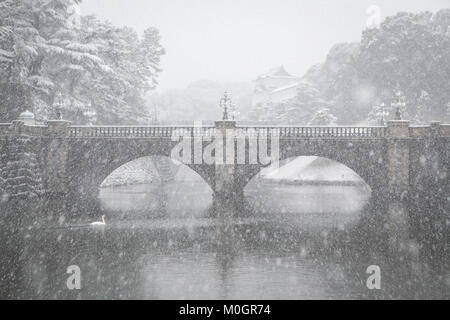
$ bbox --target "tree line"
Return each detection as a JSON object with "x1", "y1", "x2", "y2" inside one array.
[
  {"x1": 0, "y1": 0, "x2": 164, "y2": 124},
  {"x1": 251, "y1": 10, "x2": 450, "y2": 125}
]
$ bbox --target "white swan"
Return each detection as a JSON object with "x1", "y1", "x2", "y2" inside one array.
[{"x1": 90, "y1": 215, "x2": 106, "y2": 226}]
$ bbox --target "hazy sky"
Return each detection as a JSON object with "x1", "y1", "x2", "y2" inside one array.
[{"x1": 80, "y1": 0, "x2": 449, "y2": 91}]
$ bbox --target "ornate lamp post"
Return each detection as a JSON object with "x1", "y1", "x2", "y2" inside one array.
[
  {"x1": 391, "y1": 91, "x2": 405, "y2": 120},
  {"x1": 220, "y1": 91, "x2": 233, "y2": 121},
  {"x1": 54, "y1": 92, "x2": 64, "y2": 120},
  {"x1": 379, "y1": 102, "x2": 387, "y2": 126}
]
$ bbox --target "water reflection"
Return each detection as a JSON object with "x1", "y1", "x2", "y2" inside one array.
[{"x1": 0, "y1": 181, "x2": 448, "y2": 299}]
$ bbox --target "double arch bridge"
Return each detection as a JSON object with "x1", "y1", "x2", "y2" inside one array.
[{"x1": 0, "y1": 119, "x2": 448, "y2": 218}]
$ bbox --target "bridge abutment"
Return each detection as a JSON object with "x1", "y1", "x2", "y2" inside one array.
[
  {"x1": 409, "y1": 121, "x2": 449, "y2": 249},
  {"x1": 386, "y1": 120, "x2": 410, "y2": 200},
  {"x1": 385, "y1": 120, "x2": 411, "y2": 251},
  {"x1": 212, "y1": 120, "x2": 246, "y2": 215},
  {"x1": 213, "y1": 164, "x2": 246, "y2": 215},
  {"x1": 43, "y1": 120, "x2": 71, "y2": 196}
]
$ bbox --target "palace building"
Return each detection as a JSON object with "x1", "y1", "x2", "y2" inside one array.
[{"x1": 251, "y1": 66, "x2": 300, "y2": 107}]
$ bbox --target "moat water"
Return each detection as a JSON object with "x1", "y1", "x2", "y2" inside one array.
[{"x1": 0, "y1": 181, "x2": 448, "y2": 299}]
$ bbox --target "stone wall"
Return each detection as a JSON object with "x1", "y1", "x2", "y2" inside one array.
[
  {"x1": 0, "y1": 136, "x2": 46, "y2": 226},
  {"x1": 0, "y1": 136, "x2": 45, "y2": 201}
]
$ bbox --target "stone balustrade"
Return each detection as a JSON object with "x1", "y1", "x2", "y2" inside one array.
[
  {"x1": 68, "y1": 126, "x2": 217, "y2": 138},
  {"x1": 0, "y1": 121, "x2": 449, "y2": 139},
  {"x1": 68, "y1": 125, "x2": 387, "y2": 138},
  {"x1": 236, "y1": 126, "x2": 386, "y2": 138}
]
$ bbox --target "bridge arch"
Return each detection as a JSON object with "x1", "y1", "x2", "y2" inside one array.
[
  {"x1": 66, "y1": 139, "x2": 216, "y2": 204},
  {"x1": 97, "y1": 155, "x2": 214, "y2": 216},
  {"x1": 246, "y1": 155, "x2": 370, "y2": 191},
  {"x1": 237, "y1": 139, "x2": 388, "y2": 199},
  {"x1": 100, "y1": 156, "x2": 173, "y2": 187},
  {"x1": 98, "y1": 155, "x2": 216, "y2": 190}
]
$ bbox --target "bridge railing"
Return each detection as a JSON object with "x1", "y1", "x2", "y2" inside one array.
[
  {"x1": 68, "y1": 125, "x2": 386, "y2": 138},
  {"x1": 236, "y1": 126, "x2": 386, "y2": 138},
  {"x1": 1, "y1": 122, "x2": 448, "y2": 138},
  {"x1": 68, "y1": 125, "x2": 218, "y2": 138}
]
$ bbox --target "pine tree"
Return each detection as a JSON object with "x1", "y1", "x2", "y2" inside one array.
[
  {"x1": 0, "y1": 0, "x2": 104, "y2": 120},
  {"x1": 0, "y1": 0, "x2": 165, "y2": 124},
  {"x1": 77, "y1": 16, "x2": 164, "y2": 124}
]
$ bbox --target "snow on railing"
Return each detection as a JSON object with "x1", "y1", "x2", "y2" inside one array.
[
  {"x1": 68, "y1": 126, "x2": 217, "y2": 138},
  {"x1": 68, "y1": 125, "x2": 386, "y2": 138},
  {"x1": 237, "y1": 126, "x2": 386, "y2": 138},
  {"x1": 2, "y1": 123, "x2": 448, "y2": 138}
]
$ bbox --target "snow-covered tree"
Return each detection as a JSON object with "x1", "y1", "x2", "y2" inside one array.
[
  {"x1": 0, "y1": 0, "x2": 101, "y2": 120},
  {"x1": 253, "y1": 9, "x2": 450, "y2": 125},
  {"x1": 283, "y1": 82, "x2": 335, "y2": 124},
  {"x1": 75, "y1": 16, "x2": 165, "y2": 123},
  {"x1": 0, "y1": 0, "x2": 165, "y2": 124},
  {"x1": 307, "y1": 108, "x2": 337, "y2": 126},
  {"x1": 358, "y1": 10, "x2": 450, "y2": 121}
]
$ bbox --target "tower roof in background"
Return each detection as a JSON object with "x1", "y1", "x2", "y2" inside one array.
[{"x1": 257, "y1": 65, "x2": 294, "y2": 79}]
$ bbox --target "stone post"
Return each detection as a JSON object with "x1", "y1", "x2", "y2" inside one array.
[
  {"x1": 386, "y1": 120, "x2": 410, "y2": 252},
  {"x1": 44, "y1": 120, "x2": 71, "y2": 196},
  {"x1": 429, "y1": 120, "x2": 442, "y2": 139},
  {"x1": 46, "y1": 120, "x2": 71, "y2": 137},
  {"x1": 213, "y1": 120, "x2": 243, "y2": 214},
  {"x1": 386, "y1": 120, "x2": 410, "y2": 200},
  {"x1": 424, "y1": 121, "x2": 447, "y2": 247}
]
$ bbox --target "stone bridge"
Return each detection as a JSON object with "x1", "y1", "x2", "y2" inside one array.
[{"x1": 0, "y1": 119, "x2": 448, "y2": 216}]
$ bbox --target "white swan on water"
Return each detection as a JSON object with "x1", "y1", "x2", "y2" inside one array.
[{"x1": 90, "y1": 215, "x2": 106, "y2": 226}]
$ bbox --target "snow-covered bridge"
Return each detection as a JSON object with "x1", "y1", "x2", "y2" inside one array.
[{"x1": 1, "y1": 119, "x2": 448, "y2": 216}]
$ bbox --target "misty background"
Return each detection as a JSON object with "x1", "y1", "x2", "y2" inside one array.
[{"x1": 1, "y1": 0, "x2": 450, "y2": 124}]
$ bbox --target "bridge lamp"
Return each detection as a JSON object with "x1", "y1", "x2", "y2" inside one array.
[
  {"x1": 54, "y1": 92, "x2": 64, "y2": 120},
  {"x1": 391, "y1": 91, "x2": 405, "y2": 120},
  {"x1": 220, "y1": 91, "x2": 233, "y2": 121},
  {"x1": 379, "y1": 103, "x2": 387, "y2": 126}
]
